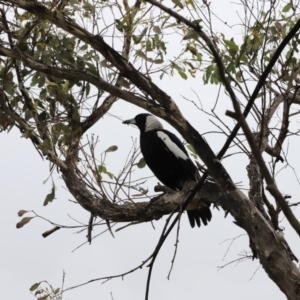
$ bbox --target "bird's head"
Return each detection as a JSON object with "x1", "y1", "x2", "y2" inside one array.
[{"x1": 123, "y1": 113, "x2": 163, "y2": 133}]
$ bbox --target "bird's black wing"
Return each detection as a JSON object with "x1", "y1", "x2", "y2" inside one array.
[
  {"x1": 158, "y1": 130, "x2": 212, "y2": 228},
  {"x1": 159, "y1": 129, "x2": 198, "y2": 181},
  {"x1": 159, "y1": 129, "x2": 189, "y2": 155}
]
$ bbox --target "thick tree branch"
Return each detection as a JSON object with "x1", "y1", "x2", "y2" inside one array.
[
  {"x1": 62, "y1": 167, "x2": 218, "y2": 222},
  {"x1": 247, "y1": 154, "x2": 271, "y2": 222}
]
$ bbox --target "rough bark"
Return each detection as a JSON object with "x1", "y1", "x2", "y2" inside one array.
[{"x1": 62, "y1": 167, "x2": 219, "y2": 223}]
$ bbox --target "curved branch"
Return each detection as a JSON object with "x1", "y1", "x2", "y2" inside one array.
[{"x1": 61, "y1": 165, "x2": 217, "y2": 222}]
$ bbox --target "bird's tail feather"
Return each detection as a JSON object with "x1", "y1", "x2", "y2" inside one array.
[{"x1": 187, "y1": 205, "x2": 212, "y2": 228}]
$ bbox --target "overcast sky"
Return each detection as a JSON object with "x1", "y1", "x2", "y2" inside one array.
[{"x1": 1, "y1": 1, "x2": 300, "y2": 299}]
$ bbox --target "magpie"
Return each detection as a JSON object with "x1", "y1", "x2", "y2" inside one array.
[{"x1": 123, "y1": 113, "x2": 212, "y2": 228}]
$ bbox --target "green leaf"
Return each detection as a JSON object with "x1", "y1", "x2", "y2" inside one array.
[
  {"x1": 186, "y1": 144, "x2": 197, "y2": 155},
  {"x1": 187, "y1": 0, "x2": 196, "y2": 9},
  {"x1": 38, "y1": 111, "x2": 47, "y2": 122},
  {"x1": 98, "y1": 165, "x2": 107, "y2": 173},
  {"x1": 3, "y1": 81, "x2": 14, "y2": 95},
  {"x1": 240, "y1": 55, "x2": 248, "y2": 63},
  {"x1": 203, "y1": 65, "x2": 215, "y2": 84},
  {"x1": 72, "y1": 107, "x2": 80, "y2": 122},
  {"x1": 137, "y1": 157, "x2": 146, "y2": 168},
  {"x1": 24, "y1": 110, "x2": 32, "y2": 121},
  {"x1": 171, "y1": 0, "x2": 184, "y2": 9},
  {"x1": 171, "y1": 62, "x2": 182, "y2": 72},
  {"x1": 196, "y1": 53, "x2": 202, "y2": 62},
  {"x1": 186, "y1": 61, "x2": 196, "y2": 70},
  {"x1": 132, "y1": 27, "x2": 148, "y2": 44},
  {"x1": 183, "y1": 30, "x2": 198, "y2": 41},
  {"x1": 46, "y1": 81, "x2": 58, "y2": 87},
  {"x1": 211, "y1": 68, "x2": 220, "y2": 84},
  {"x1": 256, "y1": 92, "x2": 264, "y2": 98},
  {"x1": 41, "y1": 138, "x2": 51, "y2": 155},
  {"x1": 236, "y1": 70, "x2": 244, "y2": 82},
  {"x1": 16, "y1": 217, "x2": 34, "y2": 228},
  {"x1": 178, "y1": 70, "x2": 187, "y2": 80},
  {"x1": 31, "y1": 75, "x2": 39, "y2": 86},
  {"x1": 33, "y1": 100, "x2": 39, "y2": 111},
  {"x1": 119, "y1": 78, "x2": 131, "y2": 89},
  {"x1": 153, "y1": 59, "x2": 164, "y2": 64},
  {"x1": 98, "y1": 165, "x2": 114, "y2": 179},
  {"x1": 38, "y1": 74, "x2": 46, "y2": 88},
  {"x1": 105, "y1": 145, "x2": 118, "y2": 153},
  {"x1": 21, "y1": 127, "x2": 35, "y2": 139},
  {"x1": 50, "y1": 99, "x2": 56, "y2": 117},
  {"x1": 135, "y1": 50, "x2": 153, "y2": 62},
  {"x1": 115, "y1": 20, "x2": 124, "y2": 32},
  {"x1": 5, "y1": 71, "x2": 13, "y2": 80},
  {"x1": 163, "y1": 22, "x2": 177, "y2": 29},
  {"x1": 39, "y1": 89, "x2": 47, "y2": 100},
  {"x1": 18, "y1": 210, "x2": 28, "y2": 217},
  {"x1": 29, "y1": 282, "x2": 41, "y2": 291},
  {"x1": 106, "y1": 172, "x2": 114, "y2": 179},
  {"x1": 100, "y1": 60, "x2": 112, "y2": 68},
  {"x1": 227, "y1": 62, "x2": 236, "y2": 74},
  {"x1": 153, "y1": 26, "x2": 161, "y2": 34},
  {"x1": 186, "y1": 45, "x2": 197, "y2": 56},
  {"x1": 282, "y1": 3, "x2": 292, "y2": 13},
  {"x1": 43, "y1": 185, "x2": 56, "y2": 206},
  {"x1": 186, "y1": 144, "x2": 197, "y2": 159},
  {"x1": 34, "y1": 289, "x2": 42, "y2": 296},
  {"x1": 224, "y1": 39, "x2": 239, "y2": 53}
]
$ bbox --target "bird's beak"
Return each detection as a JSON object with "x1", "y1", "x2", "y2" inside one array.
[{"x1": 122, "y1": 118, "x2": 136, "y2": 125}]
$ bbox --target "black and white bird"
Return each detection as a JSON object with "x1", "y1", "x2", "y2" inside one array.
[{"x1": 123, "y1": 113, "x2": 212, "y2": 228}]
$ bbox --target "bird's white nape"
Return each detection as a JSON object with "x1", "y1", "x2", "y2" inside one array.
[
  {"x1": 157, "y1": 131, "x2": 189, "y2": 160},
  {"x1": 144, "y1": 115, "x2": 163, "y2": 132}
]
